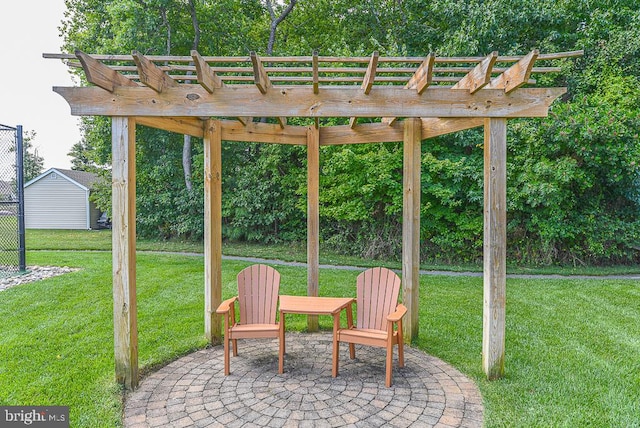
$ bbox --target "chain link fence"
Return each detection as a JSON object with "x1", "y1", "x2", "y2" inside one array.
[{"x1": 0, "y1": 124, "x2": 26, "y2": 277}]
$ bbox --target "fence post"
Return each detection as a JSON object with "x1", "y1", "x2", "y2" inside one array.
[{"x1": 16, "y1": 125, "x2": 26, "y2": 272}]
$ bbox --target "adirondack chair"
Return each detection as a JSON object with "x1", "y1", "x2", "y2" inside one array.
[
  {"x1": 334, "y1": 267, "x2": 407, "y2": 387},
  {"x1": 216, "y1": 264, "x2": 281, "y2": 375}
]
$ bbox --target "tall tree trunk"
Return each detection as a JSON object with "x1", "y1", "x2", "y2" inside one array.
[
  {"x1": 265, "y1": 0, "x2": 297, "y2": 55},
  {"x1": 182, "y1": 0, "x2": 201, "y2": 192},
  {"x1": 261, "y1": 0, "x2": 297, "y2": 123}
]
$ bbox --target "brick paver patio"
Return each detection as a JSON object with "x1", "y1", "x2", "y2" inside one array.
[{"x1": 124, "y1": 332, "x2": 483, "y2": 427}]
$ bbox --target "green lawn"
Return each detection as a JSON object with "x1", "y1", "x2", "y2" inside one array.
[
  {"x1": 1, "y1": 245, "x2": 638, "y2": 427},
  {"x1": 24, "y1": 229, "x2": 640, "y2": 275}
]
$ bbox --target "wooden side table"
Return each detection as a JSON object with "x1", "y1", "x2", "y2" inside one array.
[{"x1": 278, "y1": 295, "x2": 355, "y2": 376}]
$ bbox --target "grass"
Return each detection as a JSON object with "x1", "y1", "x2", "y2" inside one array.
[
  {"x1": 24, "y1": 229, "x2": 640, "y2": 275},
  {"x1": 2, "y1": 231, "x2": 638, "y2": 426}
]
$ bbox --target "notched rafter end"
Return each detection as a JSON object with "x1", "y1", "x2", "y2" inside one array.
[
  {"x1": 191, "y1": 50, "x2": 224, "y2": 93},
  {"x1": 407, "y1": 53, "x2": 436, "y2": 94},
  {"x1": 487, "y1": 49, "x2": 539, "y2": 93},
  {"x1": 361, "y1": 51, "x2": 379, "y2": 95},
  {"x1": 453, "y1": 51, "x2": 498, "y2": 93},
  {"x1": 250, "y1": 51, "x2": 271, "y2": 95},
  {"x1": 132, "y1": 50, "x2": 178, "y2": 93},
  {"x1": 75, "y1": 49, "x2": 138, "y2": 92}
]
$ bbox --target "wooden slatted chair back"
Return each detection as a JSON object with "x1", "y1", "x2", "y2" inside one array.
[
  {"x1": 237, "y1": 264, "x2": 280, "y2": 325},
  {"x1": 356, "y1": 267, "x2": 402, "y2": 331}
]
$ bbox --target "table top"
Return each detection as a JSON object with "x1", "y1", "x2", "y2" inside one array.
[{"x1": 279, "y1": 295, "x2": 354, "y2": 315}]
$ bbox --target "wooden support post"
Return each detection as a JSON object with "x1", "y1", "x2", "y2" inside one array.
[
  {"x1": 307, "y1": 125, "x2": 320, "y2": 331},
  {"x1": 483, "y1": 117, "x2": 507, "y2": 379},
  {"x1": 402, "y1": 118, "x2": 421, "y2": 343},
  {"x1": 204, "y1": 120, "x2": 223, "y2": 344},
  {"x1": 112, "y1": 117, "x2": 138, "y2": 390}
]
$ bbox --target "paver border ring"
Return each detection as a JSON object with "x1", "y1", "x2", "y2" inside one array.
[{"x1": 124, "y1": 332, "x2": 483, "y2": 427}]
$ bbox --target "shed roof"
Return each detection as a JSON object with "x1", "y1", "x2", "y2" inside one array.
[{"x1": 25, "y1": 168, "x2": 100, "y2": 191}]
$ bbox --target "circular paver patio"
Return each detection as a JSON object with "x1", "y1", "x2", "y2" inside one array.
[{"x1": 124, "y1": 332, "x2": 483, "y2": 427}]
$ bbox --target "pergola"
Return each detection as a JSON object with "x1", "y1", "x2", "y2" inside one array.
[{"x1": 47, "y1": 48, "x2": 580, "y2": 390}]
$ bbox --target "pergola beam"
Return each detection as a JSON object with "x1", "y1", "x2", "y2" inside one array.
[
  {"x1": 320, "y1": 118, "x2": 485, "y2": 145},
  {"x1": 135, "y1": 116, "x2": 206, "y2": 138},
  {"x1": 54, "y1": 86, "x2": 566, "y2": 118},
  {"x1": 134, "y1": 116, "x2": 485, "y2": 145},
  {"x1": 361, "y1": 51, "x2": 379, "y2": 95},
  {"x1": 312, "y1": 51, "x2": 319, "y2": 95}
]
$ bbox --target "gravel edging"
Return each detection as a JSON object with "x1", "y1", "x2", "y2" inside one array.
[{"x1": 0, "y1": 266, "x2": 80, "y2": 292}]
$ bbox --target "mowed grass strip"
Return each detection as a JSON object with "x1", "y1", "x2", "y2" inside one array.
[{"x1": 1, "y1": 249, "x2": 638, "y2": 426}]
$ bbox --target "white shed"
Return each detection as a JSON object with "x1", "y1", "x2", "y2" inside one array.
[{"x1": 24, "y1": 168, "x2": 102, "y2": 229}]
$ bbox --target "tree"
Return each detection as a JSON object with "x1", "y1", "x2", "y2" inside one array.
[
  {"x1": 20, "y1": 130, "x2": 44, "y2": 182},
  {"x1": 61, "y1": 0, "x2": 640, "y2": 264}
]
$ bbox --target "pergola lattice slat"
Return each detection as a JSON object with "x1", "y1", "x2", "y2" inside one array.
[{"x1": 46, "y1": 49, "x2": 581, "y2": 390}]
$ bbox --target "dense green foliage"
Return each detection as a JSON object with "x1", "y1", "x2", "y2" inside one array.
[{"x1": 61, "y1": 0, "x2": 640, "y2": 265}]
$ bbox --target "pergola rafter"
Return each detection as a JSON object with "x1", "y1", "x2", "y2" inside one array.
[{"x1": 46, "y1": 49, "x2": 582, "y2": 390}]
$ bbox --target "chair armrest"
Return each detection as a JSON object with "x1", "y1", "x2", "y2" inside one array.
[
  {"x1": 387, "y1": 304, "x2": 407, "y2": 322},
  {"x1": 216, "y1": 296, "x2": 238, "y2": 314}
]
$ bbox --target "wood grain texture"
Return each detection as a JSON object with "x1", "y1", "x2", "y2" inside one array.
[
  {"x1": 53, "y1": 86, "x2": 567, "y2": 118},
  {"x1": 135, "y1": 116, "x2": 205, "y2": 137},
  {"x1": 401, "y1": 118, "x2": 421, "y2": 343},
  {"x1": 487, "y1": 49, "x2": 539, "y2": 93},
  {"x1": 76, "y1": 50, "x2": 138, "y2": 92},
  {"x1": 112, "y1": 117, "x2": 138, "y2": 390},
  {"x1": 307, "y1": 126, "x2": 320, "y2": 332},
  {"x1": 482, "y1": 118, "x2": 507, "y2": 380},
  {"x1": 204, "y1": 119, "x2": 222, "y2": 344},
  {"x1": 191, "y1": 50, "x2": 224, "y2": 93},
  {"x1": 132, "y1": 51, "x2": 178, "y2": 93},
  {"x1": 452, "y1": 51, "x2": 498, "y2": 93}
]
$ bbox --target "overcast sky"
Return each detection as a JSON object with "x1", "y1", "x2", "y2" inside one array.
[{"x1": 0, "y1": 0, "x2": 80, "y2": 170}]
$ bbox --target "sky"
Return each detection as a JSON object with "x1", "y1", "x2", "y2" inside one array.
[{"x1": 0, "y1": 0, "x2": 80, "y2": 170}]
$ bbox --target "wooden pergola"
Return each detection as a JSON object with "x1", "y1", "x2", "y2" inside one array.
[{"x1": 47, "y1": 48, "x2": 580, "y2": 390}]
